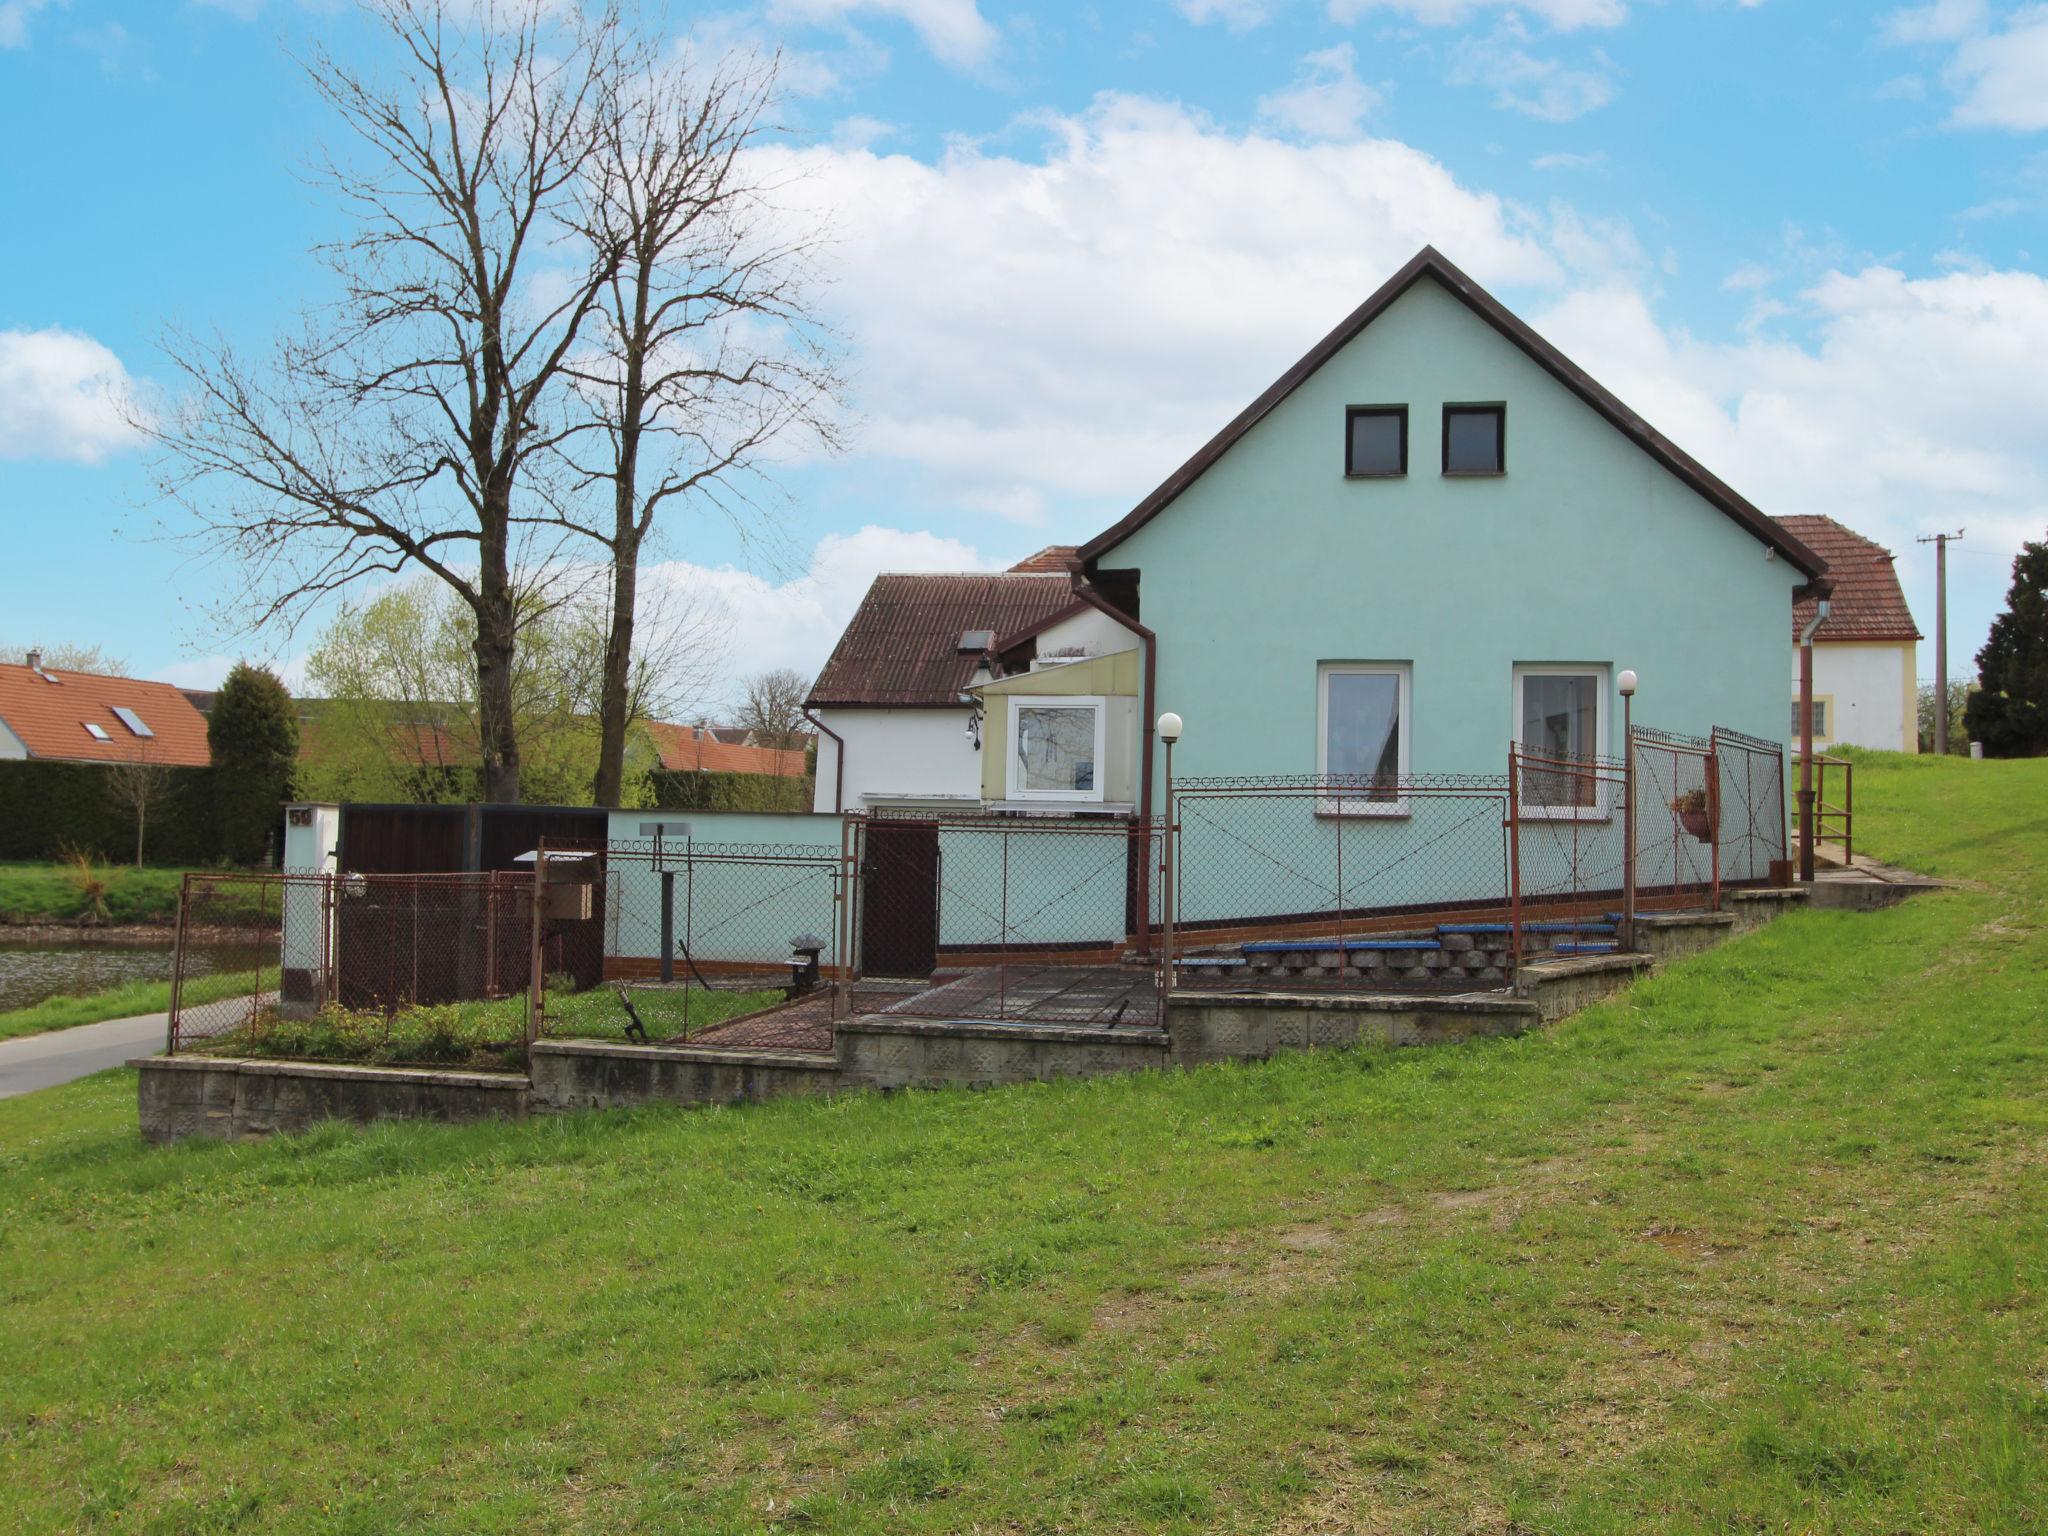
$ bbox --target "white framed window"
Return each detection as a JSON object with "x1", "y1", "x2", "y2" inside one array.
[
  {"x1": 1317, "y1": 663, "x2": 1411, "y2": 816},
  {"x1": 1006, "y1": 695, "x2": 1106, "y2": 802},
  {"x1": 1512, "y1": 664, "x2": 1610, "y2": 817}
]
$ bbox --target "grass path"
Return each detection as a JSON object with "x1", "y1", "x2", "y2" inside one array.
[{"x1": 0, "y1": 753, "x2": 2043, "y2": 1533}]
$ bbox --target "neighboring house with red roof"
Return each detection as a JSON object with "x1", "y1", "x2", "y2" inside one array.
[
  {"x1": 643, "y1": 722, "x2": 808, "y2": 779},
  {"x1": 0, "y1": 652, "x2": 213, "y2": 767},
  {"x1": 1780, "y1": 515, "x2": 1921, "y2": 753},
  {"x1": 804, "y1": 558, "x2": 1143, "y2": 812}
]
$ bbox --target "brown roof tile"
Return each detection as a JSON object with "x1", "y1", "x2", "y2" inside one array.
[
  {"x1": 1780, "y1": 516, "x2": 1921, "y2": 643},
  {"x1": 807, "y1": 573, "x2": 1079, "y2": 707},
  {"x1": 1008, "y1": 545, "x2": 1080, "y2": 573},
  {"x1": 0, "y1": 663, "x2": 214, "y2": 767},
  {"x1": 645, "y1": 722, "x2": 808, "y2": 776}
]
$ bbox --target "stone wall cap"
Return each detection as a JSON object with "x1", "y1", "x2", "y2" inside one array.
[
  {"x1": 837, "y1": 1016, "x2": 1171, "y2": 1047},
  {"x1": 1633, "y1": 911, "x2": 1737, "y2": 929},
  {"x1": 530, "y1": 1039, "x2": 840, "y2": 1071},
  {"x1": 133, "y1": 1055, "x2": 528, "y2": 1090},
  {"x1": 1168, "y1": 990, "x2": 1538, "y2": 1017},
  {"x1": 1728, "y1": 887, "x2": 1810, "y2": 903},
  {"x1": 1516, "y1": 953, "x2": 1653, "y2": 981}
]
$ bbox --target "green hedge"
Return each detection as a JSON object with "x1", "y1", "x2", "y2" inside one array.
[
  {"x1": 644, "y1": 768, "x2": 813, "y2": 812},
  {"x1": 0, "y1": 761, "x2": 228, "y2": 864}
]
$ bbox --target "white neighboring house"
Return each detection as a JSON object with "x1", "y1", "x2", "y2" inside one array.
[
  {"x1": 805, "y1": 550, "x2": 1145, "y2": 813},
  {"x1": 1781, "y1": 516, "x2": 1922, "y2": 754}
]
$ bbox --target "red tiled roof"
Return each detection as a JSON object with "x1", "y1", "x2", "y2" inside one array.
[
  {"x1": 1780, "y1": 516, "x2": 1921, "y2": 643},
  {"x1": 0, "y1": 663, "x2": 213, "y2": 767},
  {"x1": 806, "y1": 573, "x2": 1079, "y2": 708},
  {"x1": 645, "y1": 722, "x2": 808, "y2": 776},
  {"x1": 1008, "y1": 545, "x2": 1080, "y2": 573}
]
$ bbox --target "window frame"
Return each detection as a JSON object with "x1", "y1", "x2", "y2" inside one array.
[
  {"x1": 1442, "y1": 402, "x2": 1507, "y2": 477},
  {"x1": 1005, "y1": 693, "x2": 1108, "y2": 803},
  {"x1": 1316, "y1": 662, "x2": 1413, "y2": 818},
  {"x1": 1344, "y1": 405, "x2": 1409, "y2": 479},
  {"x1": 1511, "y1": 664, "x2": 1611, "y2": 821},
  {"x1": 1791, "y1": 695, "x2": 1834, "y2": 742}
]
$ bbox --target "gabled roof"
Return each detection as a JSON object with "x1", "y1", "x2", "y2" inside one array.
[
  {"x1": 644, "y1": 722, "x2": 808, "y2": 777},
  {"x1": 806, "y1": 572, "x2": 1079, "y2": 708},
  {"x1": 0, "y1": 663, "x2": 213, "y2": 767},
  {"x1": 1779, "y1": 516, "x2": 1921, "y2": 643},
  {"x1": 1079, "y1": 245, "x2": 1828, "y2": 581},
  {"x1": 1008, "y1": 545, "x2": 1080, "y2": 573}
]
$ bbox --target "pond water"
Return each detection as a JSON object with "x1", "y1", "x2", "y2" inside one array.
[{"x1": 0, "y1": 937, "x2": 252, "y2": 1014}]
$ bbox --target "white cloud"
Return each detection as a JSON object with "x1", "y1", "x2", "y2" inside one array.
[
  {"x1": 1447, "y1": 27, "x2": 1618, "y2": 121},
  {"x1": 1879, "y1": 0, "x2": 1986, "y2": 46},
  {"x1": 644, "y1": 525, "x2": 999, "y2": 698},
  {"x1": 1256, "y1": 43, "x2": 1381, "y2": 140},
  {"x1": 0, "y1": 327, "x2": 142, "y2": 464},
  {"x1": 1531, "y1": 150, "x2": 1605, "y2": 170},
  {"x1": 1946, "y1": 7, "x2": 2048, "y2": 131},
  {"x1": 768, "y1": 0, "x2": 999, "y2": 71},
  {"x1": 747, "y1": 93, "x2": 1576, "y2": 522},
  {"x1": 1535, "y1": 264, "x2": 2048, "y2": 660},
  {"x1": 153, "y1": 652, "x2": 311, "y2": 692},
  {"x1": 0, "y1": 0, "x2": 61, "y2": 48},
  {"x1": 1721, "y1": 261, "x2": 1775, "y2": 291},
  {"x1": 1176, "y1": 0, "x2": 1278, "y2": 30},
  {"x1": 1329, "y1": 0, "x2": 1627, "y2": 30}
]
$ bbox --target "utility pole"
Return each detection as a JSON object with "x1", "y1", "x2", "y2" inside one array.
[{"x1": 1917, "y1": 530, "x2": 1964, "y2": 754}]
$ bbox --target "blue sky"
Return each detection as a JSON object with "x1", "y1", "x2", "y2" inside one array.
[{"x1": 2, "y1": 0, "x2": 2044, "y2": 706}]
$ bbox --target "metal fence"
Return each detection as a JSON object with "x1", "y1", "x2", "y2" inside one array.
[
  {"x1": 167, "y1": 869, "x2": 534, "y2": 1065},
  {"x1": 851, "y1": 812, "x2": 1164, "y2": 1028},
  {"x1": 531, "y1": 837, "x2": 847, "y2": 1049},
  {"x1": 1506, "y1": 748, "x2": 1631, "y2": 952},
  {"x1": 1715, "y1": 727, "x2": 1790, "y2": 884},
  {"x1": 1629, "y1": 727, "x2": 1718, "y2": 909}
]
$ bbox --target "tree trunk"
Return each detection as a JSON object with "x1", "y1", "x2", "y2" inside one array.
[
  {"x1": 474, "y1": 503, "x2": 523, "y2": 804},
  {"x1": 135, "y1": 805, "x2": 144, "y2": 869},
  {"x1": 592, "y1": 530, "x2": 639, "y2": 807}
]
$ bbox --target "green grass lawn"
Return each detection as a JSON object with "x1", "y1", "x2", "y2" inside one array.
[
  {"x1": 1, "y1": 754, "x2": 2044, "y2": 1533},
  {"x1": 0, "y1": 861, "x2": 193, "y2": 926}
]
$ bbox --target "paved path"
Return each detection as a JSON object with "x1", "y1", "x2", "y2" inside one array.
[{"x1": 0, "y1": 1012, "x2": 166, "y2": 1100}]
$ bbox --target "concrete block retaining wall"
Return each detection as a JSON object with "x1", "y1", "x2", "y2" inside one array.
[
  {"x1": 136, "y1": 1056, "x2": 528, "y2": 1144},
  {"x1": 140, "y1": 885, "x2": 1839, "y2": 1140}
]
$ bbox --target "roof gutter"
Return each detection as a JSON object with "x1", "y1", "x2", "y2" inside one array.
[
  {"x1": 800, "y1": 706, "x2": 845, "y2": 815},
  {"x1": 1067, "y1": 580, "x2": 1160, "y2": 954}
]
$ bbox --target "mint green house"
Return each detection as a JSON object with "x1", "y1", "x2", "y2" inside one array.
[{"x1": 1071, "y1": 246, "x2": 1827, "y2": 815}]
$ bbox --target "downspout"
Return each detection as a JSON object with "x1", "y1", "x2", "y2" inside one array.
[
  {"x1": 1069, "y1": 580, "x2": 1160, "y2": 953},
  {"x1": 1796, "y1": 596, "x2": 1830, "y2": 883},
  {"x1": 801, "y1": 707, "x2": 846, "y2": 814}
]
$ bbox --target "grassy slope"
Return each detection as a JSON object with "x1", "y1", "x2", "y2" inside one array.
[
  {"x1": 0, "y1": 862, "x2": 193, "y2": 926},
  {"x1": 0, "y1": 755, "x2": 2043, "y2": 1534}
]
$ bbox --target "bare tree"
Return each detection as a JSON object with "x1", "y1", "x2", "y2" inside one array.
[
  {"x1": 734, "y1": 666, "x2": 812, "y2": 750},
  {"x1": 0, "y1": 643, "x2": 130, "y2": 677},
  {"x1": 106, "y1": 745, "x2": 170, "y2": 868},
  {"x1": 559, "y1": 45, "x2": 842, "y2": 806},
  {"x1": 144, "y1": 0, "x2": 628, "y2": 802}
]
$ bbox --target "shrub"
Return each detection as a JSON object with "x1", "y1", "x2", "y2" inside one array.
[{"x1": 209, "y1": 664, "x2": 300, "y2": 863}]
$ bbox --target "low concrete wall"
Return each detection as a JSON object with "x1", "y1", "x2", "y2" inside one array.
[
  {"x1": 137, "y1": 1056, "x2": 528, "y2": 1144},
  {"x1": 1166, "y1": 990, "x2": 1540, "y2": 1066},
  {"x1": 1728, "y1": 887, "x2": 1810, "y2": 930},
  {"x1": 1631, "y1": 912, "x2": 1737, "y2": 962},
  {"x1": 837, "y1": 1017, "x2": 1170, "y2": 1091},
  {"x1": 1515, "y1": 953, "x2": 1654, "y2": 1022},
  {"x1": 529, "y1": 1040, "x2": 841, "y2": 1111}
]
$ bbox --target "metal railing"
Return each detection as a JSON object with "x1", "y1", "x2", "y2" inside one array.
[{"x1": 1802, "y1": 753, "x2": 1854, "y2": 865}]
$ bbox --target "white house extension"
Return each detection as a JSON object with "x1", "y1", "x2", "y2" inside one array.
[{"x1": 1781, "y1": 515, "x2": 1921, "y2": 753}]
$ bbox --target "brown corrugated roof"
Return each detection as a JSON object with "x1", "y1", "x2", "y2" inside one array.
[
  {"x1": 1781, "y1": 516, "x2": 1921, "y2": 643},
  {"x1": 0, "y1": 663, "x2": 214, "y2": 767},
  {"x1": 1008, "y1": 545, "x2": 1080, "y2": 573},
  {"x1": 807, "y1": 573, "x2": 1079, "y2": 708},
  {"x1": 1080, "y1": 246, "x2": 1827, "y2": 581}
]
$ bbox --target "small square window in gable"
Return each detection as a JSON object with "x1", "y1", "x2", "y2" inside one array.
[
  {"x1": 1443, "y1": 404, "x2": 1505, "y2": 475},
  {"x1": 1345, "y1": 406, "x2": 1407, "y2": 478}
]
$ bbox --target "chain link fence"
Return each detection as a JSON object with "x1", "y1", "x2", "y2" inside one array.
[
  {"x1": 1629, "y1": 727, "x2": 1718, "y2": 909},
  {"x1": 852, "y1": 812, "x2": 1163, "y2": 1027}
]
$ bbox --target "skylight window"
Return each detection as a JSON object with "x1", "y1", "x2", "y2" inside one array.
[
  {"x1": 958, "y1": 629, "x2": 995, "y2": 654},
  {"x1": 111, "y1": 706, "x2": 154, "y2": 738},
  {"x1": 83, "y1": 722, "x2": 112, "y2": 741}
]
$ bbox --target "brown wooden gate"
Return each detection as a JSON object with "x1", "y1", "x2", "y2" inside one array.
[{"x1": 859, "y1": 819, "x2": 939, "y2": 977}]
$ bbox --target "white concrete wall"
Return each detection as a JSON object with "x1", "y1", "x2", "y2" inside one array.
[
  {"x1": 1789, "y1": 641, "x2": 1916, "y2": 752},
  {"x1": 283, "y1": 803, "x2": 341, "y2": 871},
  {"x1": 0, "y1": 718, "x2": 26, "y2": 759},
  {"x1": 810, "y1": 707, "x2": 986, "y2": 812},
  {"x1": 1031, "y1": 605, "x2": 1139, "y2": 661}
]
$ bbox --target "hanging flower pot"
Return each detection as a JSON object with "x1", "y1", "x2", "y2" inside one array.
[{"x1": 1670, "y1": 790, "x2": 1713, "y2": 843}]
